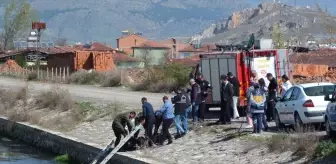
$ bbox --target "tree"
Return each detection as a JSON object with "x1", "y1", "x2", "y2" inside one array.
[
  {"x1": 15, "y1": 54, "x2": 26, "y2": 67},
  {"x1": 272, "y1": 24, "x2": 285, "y2": 49},
  {"x1": 2, "y1": 0, "x2": 37, "y2": 50},
  {"x1": 139, "y1": 46, "x2": 152, "y2": 68}
]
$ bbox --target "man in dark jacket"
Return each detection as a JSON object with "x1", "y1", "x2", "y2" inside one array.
[
  {"x1": 172, "y1": 88, "x2": 190, "y2": 138},
  {"x1": 227, "y1": 72, "x2": 240, "y2": 119},
  {"x1": 141, "y1": 97, "x2": 155, "y2": 145},
  {"x1": 190, "y1": 79, "x2": 201, "y2": 123},
  {"x1": 266, "y1": 73, "x2": 278, "y2": 122},
  {"x1": 196, "y1": 75, "x2": 212, "y2": 122},
  {"x1": 112, "y1": 111, "x2": 136, "y2": 147},
  {"x1": 217, "y1": 75, "x2": 234, "y2": 124}
]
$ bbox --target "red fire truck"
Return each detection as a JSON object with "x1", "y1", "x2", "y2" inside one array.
[{"x1": 196, "y1": 49, "x2": 291, "y2": 116}]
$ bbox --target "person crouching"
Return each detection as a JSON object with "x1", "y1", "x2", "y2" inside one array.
[{"x1": 249, "y1": 83, "x2": 266, "y2": 134}]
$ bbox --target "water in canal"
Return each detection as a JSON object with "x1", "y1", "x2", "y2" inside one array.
[{"x1": 0, "y1": 136, "x2": 56, "y2": 164}]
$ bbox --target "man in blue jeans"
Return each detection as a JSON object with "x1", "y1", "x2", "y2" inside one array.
[
  {"x1": 172, "y1": 88, "x2": 191, "y2": 139},
  {"x1": 190, "y1": 79, "x2": 201, "y2": 123},
  {"x1": 249, "y1": 83, "x2": 266, "y2": 134}
]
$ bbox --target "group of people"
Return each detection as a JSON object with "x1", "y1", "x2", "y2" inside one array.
[
  {"x1": 111, "y1": 70, "x2": 294, "y2": 149},
  {"x1": 216, "y1": 70, "x2": 292, "y2": 134},
  {"x1": 245, "y1": 71, "x2": 292, "y2": 133}
]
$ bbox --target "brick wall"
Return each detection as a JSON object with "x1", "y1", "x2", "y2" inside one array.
[
  {"x1": 117, "y1": 35, "x2": 148, "y2": 55},
  {"x1": 292, "y1": 64, "x2": 329, "y2": 77}
]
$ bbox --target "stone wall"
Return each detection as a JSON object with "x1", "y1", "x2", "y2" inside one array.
[{"x1": 0, "y1": 117, "x2": 149, "y2": 164}]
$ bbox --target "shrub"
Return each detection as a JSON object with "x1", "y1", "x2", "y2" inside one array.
[
  {"x1": 130, "y1": 64, "x2": 191, "y2": 92},
  {"x1": 314, "y1": 140, "x2": 336, "y2": 159},
  {"x1": 162, "y1": 63, "x2": 191, "y2": 87},
  {"x1": 26, "y1": 72, "x2": 38, "y2": 81},
  {"x1": 69, "y1": 70, "x2": 103, "y2": 85},
  {"x1": 0, "y1": 86, "x2": 28, "y2": 110},
  {"x1": 267, "y1": 133, "x2": 319, "y2": 159},
  {"x1": 101, "y1": 70, "x2": 121, "y2": 87},
  {"x1": 131, "y1": 80, "x2": 150, "y2": 91},
  {"x1": 35, "y1": 87, "x2": 73, "y2": 111},
  {"x1": 147, "y1": 80, "x2": 177, "y2": 93}
]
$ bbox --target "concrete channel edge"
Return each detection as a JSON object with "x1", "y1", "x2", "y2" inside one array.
[{"x1": 0, "y1": 117, "x2": 156, "y2": 164}]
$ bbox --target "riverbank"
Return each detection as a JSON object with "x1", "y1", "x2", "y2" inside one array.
[{"x1": 0, "y1": 117, "x2": 158, "y2": 164}]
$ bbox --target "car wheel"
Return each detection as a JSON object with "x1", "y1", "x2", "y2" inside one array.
[
  {"x1": 294, "y1": 113, "x2": 304, "y2": 132},
  {"x1": 326, "y1": 118, "x2": 336, "y2": 138},
  {"x1": 275, "y1": 111, "x2": 285, "y2": 130}
]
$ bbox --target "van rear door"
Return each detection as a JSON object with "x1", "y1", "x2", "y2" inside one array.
[{"x1": 201, "y1": 54, "x2": 237, "y2": 105}]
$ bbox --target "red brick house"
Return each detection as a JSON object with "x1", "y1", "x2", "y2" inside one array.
[{"x1": 116, "y1": 34, "x2": 148, "y2": 55}]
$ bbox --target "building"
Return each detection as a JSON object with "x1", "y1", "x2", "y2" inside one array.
[
  {"x1": 112, "y1": 52, "x2": 141, "y2": 69},
  {"x1": 160, "y1": 38, "x2": 190, "y2": 58},
  {"x1": 178, "y1": 44, "x2": 216, "y2": 59},
  {"x1": 46, "y1": 46, "x2": 116, "y2": 72},
  {"x1": 132, "y1": 40, "x2": 170, "y2": 66},
  {"x1": 116, "y1": 34, "x2": 148, "y2": 55}
]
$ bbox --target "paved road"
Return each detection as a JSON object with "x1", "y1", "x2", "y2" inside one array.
[{"x1": 0, "y1": 77, "x2": 173, "y2": 109}]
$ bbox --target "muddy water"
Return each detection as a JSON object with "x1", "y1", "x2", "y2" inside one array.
[{"x1": 0, "y1": 137, "x2": 56, "y2": 164}]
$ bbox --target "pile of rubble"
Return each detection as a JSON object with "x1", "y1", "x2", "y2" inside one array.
[
  {"x1": 124, "y1": 68, "x2": 149, "y2": 84},
  {"x1": 0, "y1": 60, "x2": 25, "y2": 73},
  {"x1": 292, "y1": 69, "x2": 336, "y2": 84}
]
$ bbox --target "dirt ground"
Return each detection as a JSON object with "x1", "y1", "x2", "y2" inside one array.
[{"x1": 0, "y1": 77, "x2": 334, "y2": 164}]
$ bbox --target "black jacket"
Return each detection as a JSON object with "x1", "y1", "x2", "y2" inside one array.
[
  {"x1": 268, "y1": 77, "x2": 278, "y2": 101},
  {"x1": 173, "y1": 93, "x2": 189, "y2": 115},
  {"x1": 191, "y1": 83, "x2": 201, "y2": 105},
  {"x1": 220, "y1": 82, "x2": 234, "y2": 102},
  {"x1": 197, "y1": 79, "x2": 212, "y2": 101},
  {"x1": 228, "y1": 77, "x2": 240, "y2": 97}
]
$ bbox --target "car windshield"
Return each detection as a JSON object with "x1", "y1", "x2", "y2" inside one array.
[{"x1": 303, "y1": 85, "x2": 336, "y2": 96}]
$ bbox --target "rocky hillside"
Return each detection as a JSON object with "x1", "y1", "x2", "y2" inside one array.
[{"x1": 191, "y1": 2, "x2": 336, "y2": 45}]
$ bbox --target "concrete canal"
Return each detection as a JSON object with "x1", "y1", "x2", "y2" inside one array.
[{"x1": 0, "y1": 136, "x2": 56, "y2": 164}]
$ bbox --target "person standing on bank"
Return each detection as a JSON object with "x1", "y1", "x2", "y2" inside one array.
[
  {"x1": 266, "y1": 73, "x2": 278, "y2": 122},
  {"x1": 249, "y1": 83, "x2": 267, "y2": 134},
  {"x1": 280, "y1": 75, "x2": 292, "y2": 97},
  {"x1": 258, "y1": 78, "x2": 269, "y2": 131},
  {"x1": 217, "y1": 75, "x2": 234, "y2": 125},
  {"x1": 190, "y1": 79, "x2": 201, "y2": 123},
  {"x1": 227, "y1": 72, "x2": 240, "y2": 119},
  {"x1": 157, "y1": 96, "x2": 174, "y2": 145},
  {"x1": 141, "y1": 97, "x2": 155, "y2": 146},
  {"x1": 196, "y1": 75, "x2": 212, "y2": 122},
  {"x1": 172, "y1": 88, "x2": 189, "y2": 139}
]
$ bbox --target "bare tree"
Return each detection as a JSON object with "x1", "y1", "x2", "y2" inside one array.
[
  {"x1": 139, "y1": 45, "x2": 152, "y2": 68},
  {"x1": 54, "y1": 26, "x2": 67, "y2": 46},
  {"x1": 2, "y1": 0, "x2": 37, "y2": 50}
]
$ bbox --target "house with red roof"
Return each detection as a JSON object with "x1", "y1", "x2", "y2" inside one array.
[
  {"x1": 116, "y1": 34, "x2": 148, "y2": 55},
  {"x1": 178, "y1": 44, "x2": 216, "y2": 58},
  {"x1": 132, "y1": 40, "x2": 170, "y2": 66}
]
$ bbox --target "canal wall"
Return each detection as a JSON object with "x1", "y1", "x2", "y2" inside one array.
[{"x1": 0, "y1": 117, "x2": 156, "y2": 164}]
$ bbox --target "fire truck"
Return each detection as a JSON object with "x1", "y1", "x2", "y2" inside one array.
[{"x1": 196, "y1": 48, "x2": 291, "y2": 116}]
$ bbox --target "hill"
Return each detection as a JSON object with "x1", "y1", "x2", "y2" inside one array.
[
  {"x1": 0, "y1": 0, "x2": 258, "y2": 45},
  {"x1": 190, "y1": 2, "x2": 336, "y2": 45}
]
